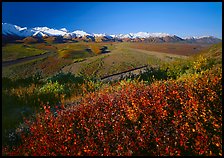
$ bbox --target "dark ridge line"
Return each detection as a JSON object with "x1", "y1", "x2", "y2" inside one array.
[{"x1": 100, "y1": 64, "x2": 148, "y2": 80}]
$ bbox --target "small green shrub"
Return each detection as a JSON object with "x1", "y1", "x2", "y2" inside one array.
[{"x1": 38, "y1": 81, "x2": 64, "y2": 95}]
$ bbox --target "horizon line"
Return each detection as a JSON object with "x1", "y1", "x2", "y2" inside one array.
[{"x1": 2, "y1": 22, "x2": 222, "y2": 39}]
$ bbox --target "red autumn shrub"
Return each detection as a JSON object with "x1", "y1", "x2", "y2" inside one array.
[{"x1": 2, "y1": 67, "x2": 222, "y2": 156}]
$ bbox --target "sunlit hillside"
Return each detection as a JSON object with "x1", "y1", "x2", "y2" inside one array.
[{"x1": 2, "y1": 43, "x2": 222, "y2": 156}]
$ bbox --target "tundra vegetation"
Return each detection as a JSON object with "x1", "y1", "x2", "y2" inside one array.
[{"x1": 2, "y1": 42, "x2": 222, "y2": 156}]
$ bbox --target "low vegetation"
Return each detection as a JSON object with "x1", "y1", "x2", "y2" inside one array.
[
  {"x1": 2, "y1": 42, "x2": 222, "y2": 156},
  {"x1": 2, "y1": 44, "x2": 46, "y2": 61}
]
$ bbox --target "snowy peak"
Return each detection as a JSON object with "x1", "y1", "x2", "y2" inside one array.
[
  {"x1": 60, "y1": 28, "x2": 68, "y2": 32},
  {"x1": 131, "y1": 32, "x2": 170, "y2": 38},
  {"x1": 93, "y1": 33, "x2": 106, "y2": 37},
  {"x1": 111, "y1": 32, "x2": 171, "y2": 39},
  {"x1": 184, "y1": 36, "x2": 215, "y2": 40},
  {"x1": 2, "y1": 23, "x2": 173, "y2": 39},
  {"x1": 32, "y1": 31, "x2": 48, "y2": 37},
  {"x1": 2, "y1": 23, "x2": 221, "y2": 44},
  {"x1": 184, "y1": 36, "x2": 222, "y2": 44},
  {"x1": 14, "y1": 25, "x2": 27, "y2": 31},
  {"x1": 71, "y1": 30, "x2": 91, "y2": 37},
  {"x1": 2, "y1": 23, "x2": 67, "y2": 37},
  {"x1": 2, "y1": 23, "x2": 32, "y2": 37},
  {"x1": 116, "y1": 33, "x2": 133, "y2": 39},
  {"x1": 32, "y1": 26, "x2": 67, "y2": 36}
]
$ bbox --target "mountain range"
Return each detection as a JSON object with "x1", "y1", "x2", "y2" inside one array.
[{"x1": 2, "y1": 23, "x2": 222, "y2": 44}]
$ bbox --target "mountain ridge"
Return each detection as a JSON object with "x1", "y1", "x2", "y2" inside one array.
[{"x1": 2, "y1": 23, "x2": 222, "y2": 44}]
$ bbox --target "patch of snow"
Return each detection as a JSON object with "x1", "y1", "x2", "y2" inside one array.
[
  {"x1": 132, "y1": 32, "x2": 170, "y2": 38},
  {"x1": 93, "y1": 33, "x2": 106, "y2": 37},
  {"x1": 33, "y1": 27, "x2": 67, "y2": 36},
  {"x1": 2, "y1": 23, "x2": 33, "y2": 37},
  {"x1": 60, "y1": 28, "x2": 68, "y2": 32},
  {"x1": 72, "y1": 30, "x2": 91, "y2": 37},
  {"x1": 2, "y1": 23, "x2": 219, "y2": 40},
  {"x1": 184, "y1": 36, "x2": 215, "y2": 40},
  {"x1": 33, "y1": 31, "x2": 48, "y2": 37},
  {"x1": 109, "y1": 34, "x2": 116, "y2": 38}
]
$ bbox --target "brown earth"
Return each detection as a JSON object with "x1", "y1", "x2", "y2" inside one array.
[{"x1": 127, "y1": 43, "x2": 211, "y2": 56}]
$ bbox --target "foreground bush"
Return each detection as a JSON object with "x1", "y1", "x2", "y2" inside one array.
[{"x1": 2, "y1": 67, "x2": 222, "y2": 156}]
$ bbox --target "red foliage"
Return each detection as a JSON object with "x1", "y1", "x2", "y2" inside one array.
[{"x1": 2, "y1": 68, "x2": 222, "y2": 156}]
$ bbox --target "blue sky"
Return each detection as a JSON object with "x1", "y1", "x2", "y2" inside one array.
[{"x1": 2, "y1": 2, "x2": 222, "y2": 38}]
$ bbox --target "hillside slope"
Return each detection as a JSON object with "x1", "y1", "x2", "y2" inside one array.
[{"x1": 2, "y1": 43, "x2": 222, "y2": 156}]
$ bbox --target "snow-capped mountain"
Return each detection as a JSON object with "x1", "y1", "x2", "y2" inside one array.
[
  {"x1": 32, "y1": 27, "x2": 67, "y2": 36},
  {"x1": 129, "y1": 32, "x2": 170, "y2": 38},
  {"x1": 2, "y1": 23, "x2": 69, "y2": 37},
  {"x1": 32, "y1": 31, "x2": 48, "y2": 37},
  {"x1": 115, "y1": 33, "x2": 133, "y2": 39},
  {"x1": 93, "y1": 33, "x2": 107, "y2": 37},
  {"x1": 60, "y1": 28, "x2": 68, "y2": 32},
  {"x1": 184, "y1": 36, "x2": 215, "y2": 40},
  {"x1": 2, "y1": 23, "x2": 33, "y2": 37},
  {"x1": 183, "y1": 36, "x2": 222, "y2": 44},
  {"x1": 1, "y1": 23, "x2": 172, "y2": 39},
  {"x1": 2, "y1": 23, "x2": 222, "y2": 44},
  {"x1": 71, "y1": 30, "x2": 92, "y2": 37},
  {"x1": 106, "y1": 32, "x2": 171, "y2": 39}
]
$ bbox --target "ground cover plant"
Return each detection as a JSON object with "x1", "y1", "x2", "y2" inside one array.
[
  {"x1": 2, "y1": 42, "x2": 222, "y2": 156},
  {"x1": 2, "y1": 44, "x2": 47, "y2": 61},
  {"x1": 2, "y1": 72, "x2": 104, "y2": 146},
  {"x1": 2, "y1": 65, "x2": 222, "y2": 156}
]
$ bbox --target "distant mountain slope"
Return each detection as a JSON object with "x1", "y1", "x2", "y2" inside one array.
[
  {"x1": 2, "y1": 23, "x2": 222, "y2": 44},
  {"x1": 184, "y1": 36, "x2": 222, "y2": 44}
]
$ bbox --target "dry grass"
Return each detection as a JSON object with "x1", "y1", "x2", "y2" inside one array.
[{"x1": 127, "y1": 43, "x2": 211, "y2": 56}]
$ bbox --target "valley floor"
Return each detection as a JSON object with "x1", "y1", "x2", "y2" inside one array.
[{"x1": 2, "y1": 42, "x2": 205, "y2": 79}]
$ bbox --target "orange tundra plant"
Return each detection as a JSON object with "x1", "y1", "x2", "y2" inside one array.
[{"x1": 2, "y1": 67, "x2": 222, "y2": 156}]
